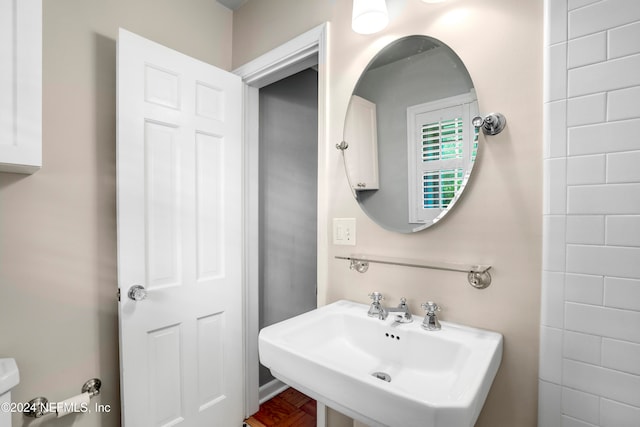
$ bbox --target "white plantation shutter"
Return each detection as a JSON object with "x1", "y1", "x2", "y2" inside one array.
[
  {"x1": 423, "y1": 168, "x2": 465, "y2": 209},
  {"x1": 421, "y1": 117, "x2": 464, "y2": 163},
  {"x1": 407, "y1": 92, "x2": 478, "y2": 224}
]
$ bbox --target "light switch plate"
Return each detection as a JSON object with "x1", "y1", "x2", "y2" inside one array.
[{"x1": 333, "y1": 218, "x2": 356, "y2": 246}]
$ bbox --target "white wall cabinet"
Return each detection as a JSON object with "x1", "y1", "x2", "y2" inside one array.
[
  {"x1": 343, "y1": 95, "x2": 379, "y2": 190},
  {"x1": 0, "y1": 0, "x2": 42, "y2": 174}
]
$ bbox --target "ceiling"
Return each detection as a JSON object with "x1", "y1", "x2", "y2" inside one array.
[{"x1": 217, "y1": 0, "x2": 247, "y2": 10}]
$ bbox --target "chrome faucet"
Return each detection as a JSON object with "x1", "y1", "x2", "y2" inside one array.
[
  {"x1": 421, "y1": 301, "x2": 441, "y2": 331},
  {"x1": 367, "y1": 292, "x2": 386, "y2": 318},
  {"x1": 368, "y1": 293, "x2": 412, "y2": 323},
  {"x1": 383, "y1": 297, "x2": 413, "y2": 323}
]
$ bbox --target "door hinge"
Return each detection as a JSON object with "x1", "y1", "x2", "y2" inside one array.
[{"x1": 118, "y1": 288, "x2": 121, "y2": 302}]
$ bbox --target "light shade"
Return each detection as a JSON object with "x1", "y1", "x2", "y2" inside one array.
[{"x1": 352, "y1": 0, "x2": 389, "y2": 35}]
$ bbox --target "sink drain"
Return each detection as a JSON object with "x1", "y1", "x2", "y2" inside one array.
[{"x1": 372, "y1": 372, "x2": 391, "y2": 382}]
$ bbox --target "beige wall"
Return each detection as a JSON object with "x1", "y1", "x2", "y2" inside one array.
[
  {"x1": 232, "y1": 0, "x2": 331, "y2": 68},
  {"x1": 234, "y1": 0, "x2": 543, "y2": 426},
  {"x1": 0, "y1": 1, "x2": 231, "y2": 426}
]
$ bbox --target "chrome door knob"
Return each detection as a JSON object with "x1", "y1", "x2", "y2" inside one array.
[{"x1": 128, "y1": 285, "x2": 147, "y2": 301}]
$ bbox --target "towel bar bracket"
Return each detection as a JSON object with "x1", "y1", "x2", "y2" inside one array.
[{"x1": 468, "y1": 269, "x2": 492, "y2": 289}]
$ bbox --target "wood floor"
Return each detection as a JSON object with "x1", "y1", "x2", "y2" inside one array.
[{"x1": 244, "y1": 387, "x2": 316, "y2": 427}]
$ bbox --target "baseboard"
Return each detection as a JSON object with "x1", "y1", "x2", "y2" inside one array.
[{"x1": 258, "y1": 378, "x2": 289, "y2": 403}]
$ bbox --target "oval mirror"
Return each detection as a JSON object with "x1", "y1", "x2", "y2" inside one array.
[{"x1": 342, "y1": 35, "x2": 479, "y2": 233}]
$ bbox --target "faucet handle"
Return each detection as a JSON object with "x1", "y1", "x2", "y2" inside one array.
[
  {"x1": 368, "y1": 292, "x2": 385, "y2": 318},
  {"x1": 368, "y1": 292, "x2": 384, "y2": 303},
  {"x1": 421, "y1": 301, "x2": 440, "y2": 314},
  {"x1": 421, "y1": 301, "x2": 442, "y2": 331}
]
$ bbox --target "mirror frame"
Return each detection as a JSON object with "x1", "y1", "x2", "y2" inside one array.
[{"x1": 341, "y1": 35, "x2": 480, "y2": 234}]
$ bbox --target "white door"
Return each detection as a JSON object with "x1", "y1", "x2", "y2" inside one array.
[{"x1": 116, "y1": 29, "x2": 243, "y2": 427}]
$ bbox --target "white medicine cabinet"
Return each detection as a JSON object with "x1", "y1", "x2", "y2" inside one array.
[
  {"x1": 0, "y1": 0, "x2": 42, "y2": 173},
  {"x1": 343, "y1": 95, "x2": 379, "y2": 190}
]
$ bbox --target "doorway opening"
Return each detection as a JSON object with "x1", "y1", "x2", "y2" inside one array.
[
  {"x1": 234, "y1": 23, "x2": 328, "y2": 420},
  {"x1": 258, "y1": 68, "x2": 319, "y2": 393}
]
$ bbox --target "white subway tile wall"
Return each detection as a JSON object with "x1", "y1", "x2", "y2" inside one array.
[
  {"x1": 563, "y1": 331, "x2": 602, "y2": 365},
  {"x1": 548, "y1": 100, "x2": 568, "y2": 158},
  {"x1": 547, "y1": 158, "x2": 568, "y2": 213},
  {"x1": 542, "y1": 271, "x2": 566, "y2": 327},
  {"x1": 543, "y1": 215, "x2": 567, "y2": 271},
  {"x1": 605, "y1": 216, "x2": 640, "y2": 247},
  {"x1": 568, "y1": 0, "x2": 640, "y2": 38},
  {"x1": 568, "y1": 119, "x2": 640, "y2": 156},
  {"x1": 564, "y1": 273, "x2": 604, "y2": 304},
  {"x1": 566, "y1": 215, "x2": 605, "y2": 244},
  {"x1": 568, "y1": 0, "x2": 601, "y2": 11},
  {"x1": 608, "y1": 21, "x2": 640, "y2": 58},
  {"x1": 606, "y1": 151, "x2": 640, "y2": 183},
  {"x1": 539, "y1": 380, "x2": 563, "y2": 426},
  {"x1": 562, "y1": 415, "x2": 599, "y2": 427},
  {"x1": 601, "y1": 338, "x2": 640, "y2": 376},
  {"x1": 567, "y1": 184, "x2": 640, "y2": 214},
  {"x1": 540, "y1": 326, "x2": 564, "y2": 383},
  {"x1": 566, "y1": 155, "x2": 606, "y2": 185},
  {"x1": 567, "y1": 93, "x2": 607, "y2": 126},
  {"x1": 604, "y1": 277, "x2": 640, "y2": 310},
  {"x1": 541, "y1": 0, "x2": 640, "y2": 425},
  {"x1": 567, "y1": 32, "x2": 607, "y2": 69},
  {"x1": 564, "y1": 303, "x2": 640, "y2": 343},
  {"x1": 568, "y1": 54, "x2": 640, "y2": 97},
  {"x1": 600, "y1": 399, "x2": 640, "y2": 427},
  {"x1": 562, "y1": 387, "x2": 600, "y2": 424},
  {"x1": 607, "y1": 86, "x2": 640, "y2": 120}
]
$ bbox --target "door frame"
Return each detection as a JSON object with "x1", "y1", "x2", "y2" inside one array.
[{"x1": 233, "y1": 23, "x2": 330, "y2": 419}]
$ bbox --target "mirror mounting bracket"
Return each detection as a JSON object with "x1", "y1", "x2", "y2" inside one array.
[{"x1": 473, "y1": 113, "x2": 507, "y2": 136}]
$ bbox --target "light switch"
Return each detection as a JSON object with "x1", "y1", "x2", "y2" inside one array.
[{"x1": 333, "y1": 218, "x2": 356, "y2": 246}]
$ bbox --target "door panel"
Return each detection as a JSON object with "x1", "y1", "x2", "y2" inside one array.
[
  {"x1": 195, "y1": 132, "x2": 224, "y2": 281},
  {"x1": 145, "y1": 121, "x2": 180, "y2": 290},
  {"x1": 148, "y1": 324, "x2": 184, "y2": 427},
  {"x1": 117, "y1": 29, "x2": 243, "y2": 427},
  {"x1": 197, "y1": 312, "x2": 225, "y2": 409}
]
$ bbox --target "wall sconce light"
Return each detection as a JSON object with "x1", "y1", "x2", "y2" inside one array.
[{"x1": 352, "y1": 0, "x2": 389, "y2": 34}]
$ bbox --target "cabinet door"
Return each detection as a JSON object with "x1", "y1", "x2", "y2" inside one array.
[
  {"x1": 0, "y1": 0, "x2": 41, "y2": 174},
  {"x1": 344, "y1": 95, "x2": 379, "y2": 190}
]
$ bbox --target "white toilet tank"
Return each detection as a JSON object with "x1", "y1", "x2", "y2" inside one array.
[{"x1": 0, "y1": 359, "x2": 19, "y2": 427}]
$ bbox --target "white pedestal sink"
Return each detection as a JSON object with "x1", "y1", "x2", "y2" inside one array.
[{"x1": 259, "y1": 300, "x2": 502, "y2": 427}]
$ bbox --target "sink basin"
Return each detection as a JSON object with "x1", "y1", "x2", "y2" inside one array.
[
  {"x1": 0, "y1": 358, "x2": 19, "y2": 395},
  {"x1": 259, "y1": 300, "x2": 502, "y2": 427}
]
